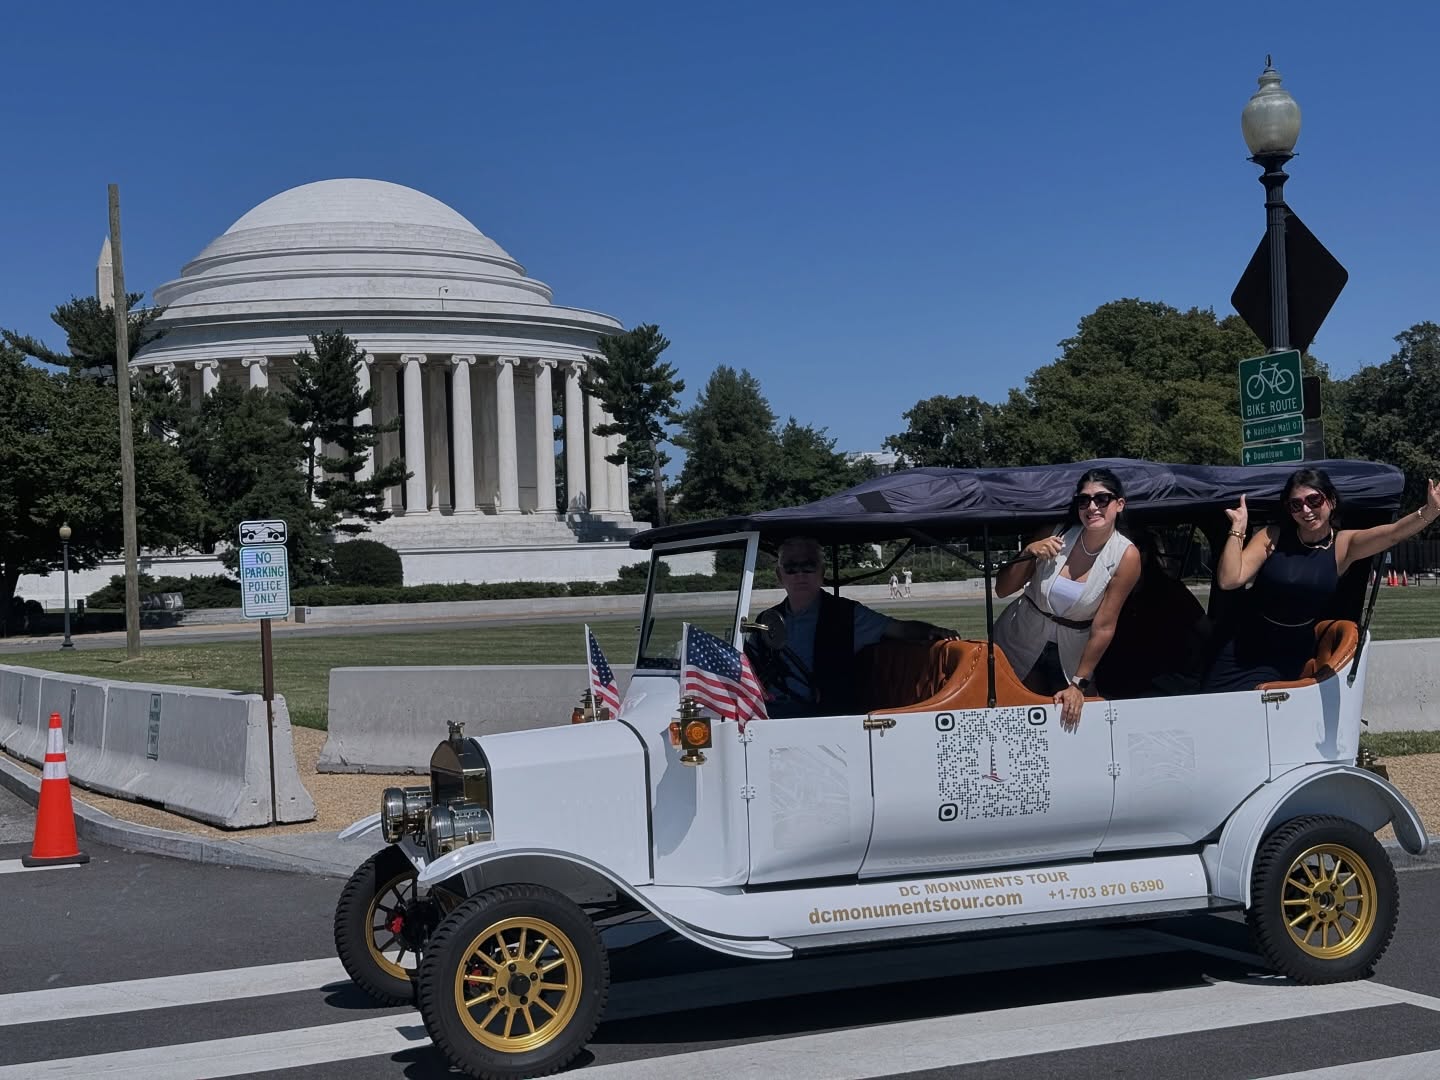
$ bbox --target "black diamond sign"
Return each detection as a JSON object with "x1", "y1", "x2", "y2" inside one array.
[{"x1": 1231, "y1": 208, "x2": 1348, "y2": 355}]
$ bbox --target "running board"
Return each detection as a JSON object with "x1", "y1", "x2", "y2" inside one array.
[{"x1": 779, "y1": 896, "x2": 1233, "y2": 952}]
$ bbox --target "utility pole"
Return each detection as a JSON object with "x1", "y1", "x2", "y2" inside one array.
[{"x1": 108, "y1": 185, "x2": 141, "y2": 658}]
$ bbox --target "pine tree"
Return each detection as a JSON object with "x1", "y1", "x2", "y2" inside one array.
[
  {"x1": 673, "y1": 367, "x2": 779, "y2": 520},
  {"x1": 580, "y1": 324, "x2": 684, "y2": 524},
  {"x1": 284, "y1": 330, "x2": 407, "y2": 536},
  {"x1": 2, "y1": 294, "x2": 164, "y2": 381}
]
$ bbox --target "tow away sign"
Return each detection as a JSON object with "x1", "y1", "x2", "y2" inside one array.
[{"x1": 239, "y1": 545, "x2": 290, "y2": 619}]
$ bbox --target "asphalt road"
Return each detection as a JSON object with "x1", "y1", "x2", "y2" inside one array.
[{"x1": 3, "y1": 799, "x2": 1438, "y2": 1080}]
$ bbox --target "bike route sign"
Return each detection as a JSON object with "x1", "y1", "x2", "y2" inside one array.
[
  {"x1": 1242, "y1": 439, "x2": 1305, "y2": 467},
  {"x1": 1238, "y1": 350, "x2": 1303, "y2": 422},
  {"x1": 239, "y1": 544, "x2": 290, "y2": 619}
]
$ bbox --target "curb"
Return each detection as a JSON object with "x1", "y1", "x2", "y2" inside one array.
[
  {"x1": 4, "y1": 749, "x2": 1438, "y2": 877},
  {"x1": 0, "y1": 753, "x2": 350, "y2": 879}
]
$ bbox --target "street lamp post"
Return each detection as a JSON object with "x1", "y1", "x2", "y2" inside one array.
[
  {"x1": 1241, "y1": 56, "x2": 1303, "y2": 354},
  {"x1": 58, "y1": 524, "x2": 74, "y2": 650}
]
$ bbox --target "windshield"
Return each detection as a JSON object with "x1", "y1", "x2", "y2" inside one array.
[{"x1": 636, "y1": 538, "x2": 753, "y2": 670}]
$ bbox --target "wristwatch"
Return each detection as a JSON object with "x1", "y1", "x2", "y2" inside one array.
[{"x1": 1069, "y1": 675, "x2": 1093, "y2": 693}]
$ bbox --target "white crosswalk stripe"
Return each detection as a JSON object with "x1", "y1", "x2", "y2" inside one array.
[
  {"x1": 0, "y1": 858, "x2": 81, "y2": 875},
  {"x1": 0, "y1": 948, "x2": 1438, "y2": 1078}
]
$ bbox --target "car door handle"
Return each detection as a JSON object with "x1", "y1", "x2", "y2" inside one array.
[{"x1": 863, "y1": 716, "x2": 897, "y2": 732}]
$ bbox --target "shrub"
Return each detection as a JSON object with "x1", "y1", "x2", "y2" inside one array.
[
  {"x1": 86, "y1": 574, "x2": 241, "y2": 609},
  {"x1": 331, "y1": 539, "x2": 404, "y2": 588}
]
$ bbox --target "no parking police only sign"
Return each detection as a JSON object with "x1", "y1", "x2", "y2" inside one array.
[{"x1": 238, "y1": 520, "x2": 290, "y2": 619}]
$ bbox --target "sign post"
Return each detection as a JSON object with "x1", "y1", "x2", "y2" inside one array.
[{"x1": 238, "y1": 521, "x2": 290, "y2": 823}]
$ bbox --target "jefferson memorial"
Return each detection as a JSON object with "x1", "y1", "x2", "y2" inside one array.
[{"x1": 131, "y1": 178, "x2": 644, "y2": 586}]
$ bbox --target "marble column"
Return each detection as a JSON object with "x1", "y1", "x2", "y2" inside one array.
[
  {"x1": 426, "y1": 363, "x2": 451, "y2": 511},
  {"x1": 450, "y1": 356, "x2": 477, "y2": 512},
  {"x1": 196, "y1": 360, "x2": 220, "y2": 396},
  {"x1": 619, "y1": 459, "x2": 632, "y2": 519},
  {"x1": 377, "y1": 363, "x2": 403, "y2": 511},
  {"x1": 355, "y1": 358, "x2": 374, "y2": 483},
  {"x1": 586, "y1": 391, "x2": 610, "y2": 516},
  {"x1": 532, "y1": 360, "x2": 558, "y2": 514},
  {"x1": 495, "y1": 356, "x2": 521, "y2": 513},
  {"x1": 564, "y1": 362, "x2": 588, "y2": 512},
  {"x1": 188, "y1": 368, "x2": 203, "y2": 409},
  {"x1": 401, "y1": 354, "x2": 429, "y2": 513},
  {"x1": 242, "y1": 356, "x2": 268, "y2": 390},
  {"x1": 603, "y1": 409, "x2": 626, "y2": 515}
]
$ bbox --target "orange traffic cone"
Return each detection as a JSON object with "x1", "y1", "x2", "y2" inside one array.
[
  {"x1": 22, "y1": 712, "x2": 88, "y2": 867},
  {"x1": 1402, "y1": 571, "x2": 1410, "y2": 587},
  {"x1": 1387, "y1": 569, "x2": 1397, "y2": 587}
]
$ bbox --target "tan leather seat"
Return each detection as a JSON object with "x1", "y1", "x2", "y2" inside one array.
[
  {"x1": 1257, "y1": 619, "x2": 1361, "y2": 690},
  {"x1": 857, "y1": 639, "x2": 1095, "y2": 713}
]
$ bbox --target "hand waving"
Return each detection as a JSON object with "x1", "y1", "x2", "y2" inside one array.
[
  {"x1": 1428, "y1": 479, "x2": 1440, "y2": 516},
  {"x1": 1225, "y1": 493, "x2": 1249, "y2": 535}
]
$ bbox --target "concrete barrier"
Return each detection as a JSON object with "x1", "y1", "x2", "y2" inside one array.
[
  {"x1": 319, "y1": 664, "x2": 633, "y2": 773},
  {"x1": 1361, "y1": 639, "x2": 1440, "y2": 733},
  {"x1": 0, "y1": 666, "x2": 43, "y2": 760},
  {"x1": 0, "y1": 664, "x2": 315, "y2": 828}
]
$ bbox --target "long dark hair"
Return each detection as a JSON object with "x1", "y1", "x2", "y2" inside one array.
[
  {"x1": 1278, "y1": 467, "x2": 1341, "y2": 534},
  {"x1": 1064, "y1": 467, "x2": 1127, "y2": 529}
]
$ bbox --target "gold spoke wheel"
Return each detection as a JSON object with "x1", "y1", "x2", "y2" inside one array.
[
  {"x1": 453, "y1": 916, "x2": 583, "y2": 1054},
  {"x1": 365, "y1": 870, "x2": 420, "y2": 979},
  {"x1": 1279, "y1": 842, "x2": 1377, "y2": 960}
]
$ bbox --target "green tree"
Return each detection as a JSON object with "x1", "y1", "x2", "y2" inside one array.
[
  {"x1": 673, "y1": 367, "x2": 778, "y2": 519},
  {"x1": 884, "y1": 394, "x2": 1002, "y2": 468},
  {"x1": 1338, "y1": 322, "x2": 1440, "y2": 506},
  {"x1": 580, "y1": 324, "x2": 685, "y2": 524},
  {"x1": 768, "y1": 419, "x2": 862, "y2": 506},
  {"x1": 985, "y1": 299, "x2": 1264, "y2": 465},
  {"x1": 284, "y1": 329, "x2": 407, "y2": 536},
  {"x1": 2, "y1": 294, "x2": 164, "y2": 380},
  {"x1": 178, "y1": 381, "x2": 332, "y2": 585},
  {"x1": 0, "y1": 342, "x2": 202, "y2": 618}
]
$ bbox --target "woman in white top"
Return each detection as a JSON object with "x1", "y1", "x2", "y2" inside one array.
[{"x1": 992, "y1": 468, "x2": 1141, "y2": 731}]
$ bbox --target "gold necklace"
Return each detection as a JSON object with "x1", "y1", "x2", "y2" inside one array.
[{"x1": 1300, "y1": 528, "x2": 1334, "y2": 550}]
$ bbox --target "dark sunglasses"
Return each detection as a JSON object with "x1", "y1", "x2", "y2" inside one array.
[
  {"x1": 781, "y1": 561, "x2": 819, "y2": 575},
  {"x1": 1286, "y1": 492, "x2": 1328, "y2": 513},
  {"x1": 1074, "y1": 492, "x2": 1118, "y2": 509}
]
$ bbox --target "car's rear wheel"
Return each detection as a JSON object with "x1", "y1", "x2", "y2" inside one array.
[
  {"x1": 417, "y1": 884, "x2": 608, "y2": 1080},
  {"x1": 334, "y1": 847, "x2": 423, "y2": 1005},
  {"x1": 1247, "y1": 815, "x2": 1398, "y2": 983}
]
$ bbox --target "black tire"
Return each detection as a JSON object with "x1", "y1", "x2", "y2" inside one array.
[
  {"x1": 334, "y1": 847, "x2": 423, "y2": 1005},
  {"x1": 417, "y1": 884, "x2": 609, "y2": 1080},
  {"x1": 1247, "y1": 815, "x2": 1399, "y2": 983}
]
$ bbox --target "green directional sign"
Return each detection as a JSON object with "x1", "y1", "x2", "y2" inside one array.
[
  {"x1": 1243, "y1": 415, "x2": 1305, "y2": 444},
  {"x1": 1243, "y1": 439, "x2": 1304, "y2": 467},
  {"x1": 1238, "y1": 350, "x2": 1303, "y2": 422}
]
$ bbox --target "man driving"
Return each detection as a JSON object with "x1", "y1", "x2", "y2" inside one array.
[{"x1": 751, "y1": 536, "x2": 957, "y2": 717}]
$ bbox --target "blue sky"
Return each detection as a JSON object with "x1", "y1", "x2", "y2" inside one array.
[{"x1": 3, "y1": 1, "x2": 1437, "y2": 453}]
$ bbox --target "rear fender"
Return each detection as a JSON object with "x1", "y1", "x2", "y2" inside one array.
[
  {"x1": 417, "y1": 844, "x2": 791, "y2": 960},
  {"x1": 1209, "y1": 764, "x2": 1427, "y2": 906}
]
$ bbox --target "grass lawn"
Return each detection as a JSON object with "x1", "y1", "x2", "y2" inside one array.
[{"x1": 11, "y1": 586, "x2": 1440, "y2": 732}]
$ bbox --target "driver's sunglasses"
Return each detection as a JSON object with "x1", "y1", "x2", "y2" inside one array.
[
  {"x1": 1074, "y1": 492, "x2": 1118, "y2": 509},
  {"x1": 781, "y1": 561, "x2": 819, "y2": 575},
  {"x1": 1286, "y1": 492, "x2": 1327, "y2": 514}
]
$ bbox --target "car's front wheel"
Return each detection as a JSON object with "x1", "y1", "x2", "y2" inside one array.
[
  {"x1": 1247, "y1": 815, "x2": 1398, "y2": 983},
  {"x1": 417, "y1": 884, "x2": 609, "y2": 1080},
  {"x1": 334, "y1": 847, "x2": 424, "y2": 1005}
]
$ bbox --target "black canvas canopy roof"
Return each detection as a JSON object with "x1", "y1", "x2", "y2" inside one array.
[{"x1": 631, "y1": 458, "x2": 1406, "y2": 548}]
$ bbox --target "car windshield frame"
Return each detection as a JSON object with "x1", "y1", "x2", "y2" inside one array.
[{"x1": 635, "y1": 532, "x2": 759, "y2": 672}]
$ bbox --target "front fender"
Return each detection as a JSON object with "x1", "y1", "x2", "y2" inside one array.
[
  {"x1": 417, "y1": 844, "x2": 790, "y2": 960},
  {"x1": 1210, "y1": 764, "x2": 1428, "y2": 906},
  {"x1": 339, "y1": 812, "x2": 382, "y2": 841}
]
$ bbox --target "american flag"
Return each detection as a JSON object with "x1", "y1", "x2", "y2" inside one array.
[
  {"x1": 586, "y1": 625, "x2": 622, "y2": 715},
  {"x1": 682, "y1": 624, "x2": 768, "y2": 731}
]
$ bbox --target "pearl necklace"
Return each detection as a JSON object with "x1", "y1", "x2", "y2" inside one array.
[{"x1": 1078, "y1": 530, "x2": 1109, "y2": 557}]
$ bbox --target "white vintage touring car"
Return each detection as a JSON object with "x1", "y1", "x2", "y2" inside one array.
[{"x1": 333, "y1": 458, "x2": 1428, "y2": 1080}]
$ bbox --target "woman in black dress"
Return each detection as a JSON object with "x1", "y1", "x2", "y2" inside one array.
[{"x1": 1205, "y1": 468, "x2": 1440, "y2": 692}]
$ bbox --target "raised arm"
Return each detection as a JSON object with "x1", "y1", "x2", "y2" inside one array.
[
  {"x1": 1216, "y1": 495, "x2": 1276, "y2": 590},
  {"x1": 1337, "y1": 479, "x2": 1440, "y2": 575},
  {"x1": 995, "y1": 526, "x2": 1065, "y2": 598}
]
